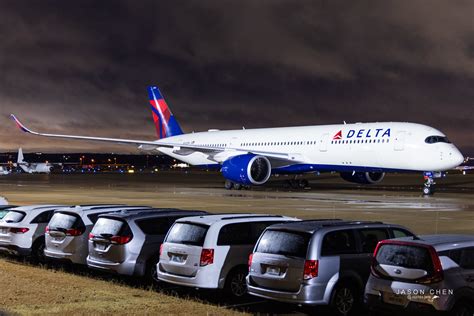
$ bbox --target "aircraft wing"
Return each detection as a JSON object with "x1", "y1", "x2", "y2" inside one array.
[{"x1": 11, "y1": 114, "x2": 303, "y2": 163}]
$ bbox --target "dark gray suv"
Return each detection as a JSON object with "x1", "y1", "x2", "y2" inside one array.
[
  {"x1": 87, "y1": 208, "x2": 208, "y2": 281},
  {"x1": 247, "y1": 220, "x2": 415, "y2": 316}
]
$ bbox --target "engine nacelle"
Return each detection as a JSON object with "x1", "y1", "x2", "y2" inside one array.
[
  {"x1": 221, "y1": 154, "x2": 272, "y2": 185},
  {"x1": 340, "y1": 171, "x2": 385, "y2": 184}
]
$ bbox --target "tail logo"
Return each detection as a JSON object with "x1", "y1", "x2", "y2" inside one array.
[{"x1": 147, "y1": 86, "x2": 183, "y2": 139}]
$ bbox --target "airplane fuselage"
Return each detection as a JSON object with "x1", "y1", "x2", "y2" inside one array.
[{"x1": 156, "y1": 122, "x2": 463, "y2": 173}]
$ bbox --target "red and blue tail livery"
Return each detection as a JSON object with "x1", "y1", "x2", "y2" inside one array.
[{"x1": 148, "y1": 86, "x2": 183, "y2": 139}]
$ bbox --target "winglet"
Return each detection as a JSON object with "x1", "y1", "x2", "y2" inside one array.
[{"x1": 10, "y1": 114, "x2": 35, "y2": 134}]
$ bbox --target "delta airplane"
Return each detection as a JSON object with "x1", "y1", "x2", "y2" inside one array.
[{"x1": 11, "y1": 86, "x2": 464, "y2": 195}]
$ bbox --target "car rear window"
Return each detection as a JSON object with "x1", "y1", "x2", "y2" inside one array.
[
  {"x1": 255, "y1": 230, "x2": 311, "y2": 258},
  {"x1": 91, "y1": 218, "x2": 127, "y2": 236},
  {"x1": 165, "y1": 223, "x2": 209, "y2": 246},
  {"x1": 49, "y1": 212, "x2": 82, "y2": 230},
  {"x1": 376, "y1": 244, "x2": 434, "y2": 272},
  {"x1": 2, "y1": 211, "x2": 26, "y2": 223}
]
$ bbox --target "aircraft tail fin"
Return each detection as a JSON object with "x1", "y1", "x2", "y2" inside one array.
[
  {"x1": 147, "y1": 86, "x2": 183, "y2": 139},
  {"x1": 17, "y1": 148, "x2": 25, "y2": 164}
]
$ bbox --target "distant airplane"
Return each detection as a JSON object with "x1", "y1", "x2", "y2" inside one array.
[
  {"x1": 11, "y1": 86, "x2": 464, "y2": 195},
  {"x1": 0, "y1": 166, "x2": 10, "y2": 176},
  {"x1": 14, "y1": 148, "x2": 61, "y2": 174}
]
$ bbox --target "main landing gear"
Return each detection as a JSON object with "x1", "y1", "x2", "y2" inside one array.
[
  {"x1": 283, "y1": 179, "x2": 309, "y2": 189},
  {"x1": 224, "y1": 180, "x2": 250, "y2": 190}
]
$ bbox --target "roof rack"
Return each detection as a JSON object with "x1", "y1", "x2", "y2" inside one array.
[{"x1": 220, "y1": 215, "x2": 284, "y2": 221}]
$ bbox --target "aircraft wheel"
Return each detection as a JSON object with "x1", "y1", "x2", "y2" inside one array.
[
  {"x1": 224, "y1": 180, "x2": 234, "y2": 190},
  {"x1": 422, "y1": 186, "x2": 432, "y2": 196},
  {"x1": 233, "y1": 183, "x2": 242, "y2": 190},
  {"x1": 299, "y1": 179, "x2": 309, "y2": 188}
]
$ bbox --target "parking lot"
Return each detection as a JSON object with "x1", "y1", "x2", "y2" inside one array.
[{"x1": 0, "y1": 171, "x2": 472, "y2": 315}]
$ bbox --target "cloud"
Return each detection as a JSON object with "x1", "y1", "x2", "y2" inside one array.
[{"x1": 0, "y1": 0, "x2": 472, "y2": 154}]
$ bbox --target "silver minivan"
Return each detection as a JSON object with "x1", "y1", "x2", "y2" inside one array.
[
  {"x1": 45, "y1": 205, "x2": 151, "y2": 265},
  {"x1": 0, "y1": 205, "x2": 66, "y2": 261},
  {"x1": 87, "y1": 208, "x2": 208, "y2": 281},
  {"x1": 365, "y1": 235, "x2": 474, "y2": 315},
  {"x1": 158, "y1": 214, "x2": 299, "y2": 297},
  {"x1": 247, "y1": 220, "x2": 415, "y2": 315}
]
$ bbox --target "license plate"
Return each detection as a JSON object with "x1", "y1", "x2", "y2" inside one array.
[
  {"x1": 95, "y1": 243, "x2": 108, "y2": 251},
  {"x1": 266, "y1": 266, "x2": 281, "y2": 275},
  {"x1": 383, "y1": 292, "x2": 407, "y2": 306},
  {"x1": 171, "y1": 255, "x2": 185, "y2": 263}
]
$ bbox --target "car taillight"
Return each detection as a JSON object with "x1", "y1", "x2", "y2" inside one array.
[
  {"x1": 417, "y1": 246, "x2": 444, "y2": 284},
  {"x1": 88, "y1": 233, "x2": 95, "y2": 239},
  {"x1": 248, "y1": 253, "x2": 253, "y2": 271},
  {"x1": 10, "y1": 227, "x2": 29, "y2": 234},
  {"x1": 159, "y1": 244, "x2": 163, "y2": 256},
  {"x1": 200, "y1": 248, "x2": 214, "y2": 266},
  {"x1": 66, "y1": 228, "x2": 84, "y2": 236},
  {"x1": 370, "y1": 241, "x2": 384, "y2": 278},
  {"x1": 45, "y1": 226, "x2": 50, "y2": 234},
  {"x1": 303, "y1": 260, "x2": 318, "y2": 280},
  {"x1": 110, "y1": 235, "x2": 132, "y2": 245}
]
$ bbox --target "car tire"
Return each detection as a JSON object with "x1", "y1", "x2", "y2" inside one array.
[
  {"x1": 452, "y1": 300, "x2": 474, "y2": 316},
  {"x1": 31, "y1": 238, "x2": 46, "y2": 264},
  {"x1": 330, "y1": 282, "x2": 359, "y2": 316},
  {"x1": 145, "y1": 254, "x2": 160, "y2": 285},
  {"x1": 225, "y1": 267, "x2": 248, "y2": 298}
]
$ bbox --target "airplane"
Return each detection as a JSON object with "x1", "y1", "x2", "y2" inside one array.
[
  {"x1": 11, "y1": 86, "x2": 464, "y2": 195},
  {"x1": 14, "y1": 148, "x2": 61, "y2": 174}
]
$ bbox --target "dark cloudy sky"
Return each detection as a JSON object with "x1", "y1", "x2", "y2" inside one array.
[{"x1": 1, "y1": 1, "x2": 473, "y2": 154}]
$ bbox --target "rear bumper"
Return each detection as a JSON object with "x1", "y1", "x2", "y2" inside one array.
[
  {"x1": 365, "y1": 293, "x2": 443, "y2": 315},
  {"x1": 246, "y1": 276, "x2": 328, "y2": 305},
  {"x1": 157, "y1": 264, "x2": 220, "y2": 289},
  {"x1": 44, "y1": 248, "x2": 85, "y2": 265},
  {"x1": 86, "y1": 256, "x2": 138, "y2": 276},
  {"x1": 0, "y1": 244, "x2": 31, "y2": 256}
]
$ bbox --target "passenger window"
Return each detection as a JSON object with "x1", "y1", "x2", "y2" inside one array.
[
  {"x1": 392, "y1": 229, "x2": 414, "y2": 238},
  {"x1": 321, "y1": 230, "x2": 357, "y2": 256},
  {"x1": 459, "y1": 248, "x2": 474, "y2": 269},
  {"x1": 31, "y1": 210, "x2": 54, "y2": 223},
  {"x1": 358, "y1": 228, "x2": 390, "y2": 253},
  {"x1": 137, "y1": 218, "x2": 171, "y2": 235},
  {"x1": 217, "y1": 223, "x2": 251, "y2": 245}
]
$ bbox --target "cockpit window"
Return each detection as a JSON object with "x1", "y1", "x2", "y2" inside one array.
[{"x1": 425, "y1": 136, "x2": 451, "y2": 144}]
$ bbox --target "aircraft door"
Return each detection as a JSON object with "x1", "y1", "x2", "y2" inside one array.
[
  {"x1": 394, "y1": 131, "x2": 406, "y2": 151},
  {"x1": 319, "y1": 133, "x2": 328, "y2": 152}
]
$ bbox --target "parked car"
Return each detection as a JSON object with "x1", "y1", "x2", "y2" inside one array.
[
  {"x1": 87, "y1": 208, "x2": 208, "y2": 281},
  {"x1": 247, "y1": 220, "x2": 415, "y2": 316},
  {"x1": 0, "y1": 205, "x2": 17, "y2": 220},
  {"x1": 0, "y1": 205, "x2": 66, "y2": 261},
  {"x1": 365, "y1": 234, "x2": 474, "y2": 316},
  {"x1": 44, "y1": 205, "x2": 151, "y2": 265},
  {"x1": 158, "y1": 214, "x2": 300, "y2": 297}
]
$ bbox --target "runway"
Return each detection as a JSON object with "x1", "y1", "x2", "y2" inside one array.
[
  {"x1": 0, "y1": 171, "x2": 472, "y2": 315},
  {"x1": 0, "y1": 171, "x2": 473, "y2": 235}
]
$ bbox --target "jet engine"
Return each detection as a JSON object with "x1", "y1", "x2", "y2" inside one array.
[
  {"x1": 340, "y1": 171, "x2": 385, "y2": 184},
  {"x1": 221, "y1": 154, "x2": 271, "y2": 185}
]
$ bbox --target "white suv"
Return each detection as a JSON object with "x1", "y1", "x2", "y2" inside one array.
[
  {"x1": 157, "y1": 214, "x2": 299, "y2": 297},
  {"x1": 0, "y1": 205, "x2": 66, "y2": 261}
]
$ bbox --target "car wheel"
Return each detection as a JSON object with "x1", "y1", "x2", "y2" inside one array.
[
  {"x1": 330, "y1": 282, "x2": 358, "y2": 316},
  {"x1": 32, "y1": 239, "x2": 46, "y2": 264},
  {"x1": 225, "y1": 267, "x2": 248, "y2": 298},
  {"x1": 452, "y1": 300, "x2": 474, "y2": 316}
]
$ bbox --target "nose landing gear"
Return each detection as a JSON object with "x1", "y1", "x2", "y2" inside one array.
[{"x1": 422, "y1": 172, "x2": 436, "y2": 196}]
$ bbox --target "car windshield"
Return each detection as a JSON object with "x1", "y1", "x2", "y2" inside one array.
[
  {"x1": 91, "y1": 218, "x2": 125, "y2": 236},
  {"x1": 49, "y1": 212, "x2": 81, "y2": 230},
  {"x1": 255, "y1": 230, "x2": 311, "y2": 258},
  {"x1": 376, "y1": 244, "x2": 434, "y2": 273},
  {"x1": 165, "y1": 223, "x2": 209, "y2": 246},
  {"x1": 1, "y1": 211, "x2": 26, "y2": 223}
]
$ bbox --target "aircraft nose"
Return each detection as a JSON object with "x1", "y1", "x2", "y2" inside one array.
[{"x1": 450, "y1": 148, "x2": 464, "y2": 166}]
